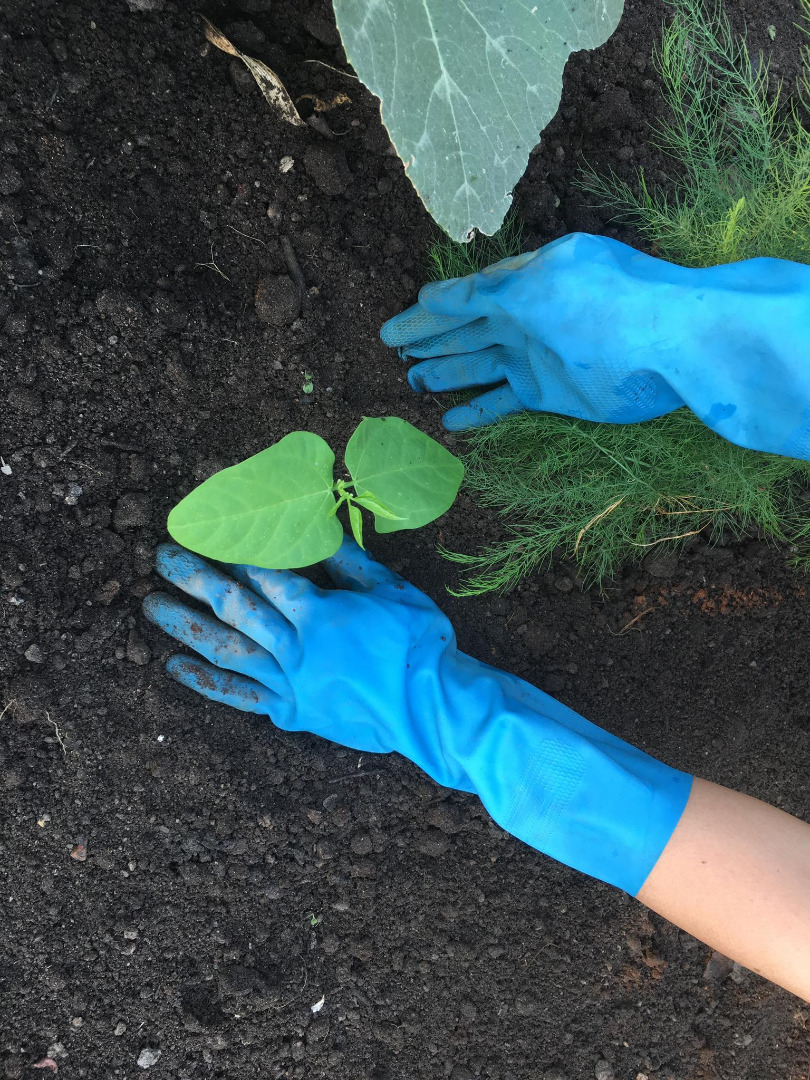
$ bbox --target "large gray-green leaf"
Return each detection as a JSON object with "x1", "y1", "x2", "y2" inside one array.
[
  {"x1": 332, "y1": 0, "x2": 624, "y2": 240},
  {"x1": 345, "y1": 417, "x2": 464, "y2": 534},
  {"x1": 167, "y1": 432, "x2": 342, "y2": 569}
]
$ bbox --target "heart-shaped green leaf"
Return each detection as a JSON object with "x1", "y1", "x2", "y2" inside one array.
[
  {"x1": 167, "y1": 431, "x2": 342, "y2": 568},
  {"x1": 345, "y1": 417, "x2": 463, "y2": 534}
]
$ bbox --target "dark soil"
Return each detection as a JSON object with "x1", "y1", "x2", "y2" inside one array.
[{"x1": 2, "y1": 0, "x2": 810, "y2": 1078}]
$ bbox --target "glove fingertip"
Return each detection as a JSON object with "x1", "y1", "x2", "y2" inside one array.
[
  {"x1": 165, "y1": 653, "x2": 238, "y2": 699},
  {"x1": 380, "y1": 311, "x2": 414, "y2": 348},
  {"x1": 165, "y1": 652, "x2": 220, "y2": 693},
  {"x1": 407, "y1": 365, "x2": 426, "y2": 392},
  {"x1": 142, "y1": 589, "x2": 169, "y2": 624},
  {"x1": 165, "y1": 652, "x2": 193, "y2": 680},
  {"x1": 156, "y1": 539, "x2": 183, "y2": 562},
  {"x1": 441, "y1": 406, "x2": 474, "y2": 432},
  {"x1": 154, "y1": 540, "x2": 207, "y2": 584},
  {"x1": 166, "y1": 654, "x2": 279, "y2": 718}
]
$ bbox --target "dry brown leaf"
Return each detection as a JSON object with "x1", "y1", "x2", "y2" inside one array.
[
  {"x1": 298, "y1": 92, "x2": 351, "y2": 113},
  {"x1": 202, "y1": 18, "x2": 303, "y2": 127}
]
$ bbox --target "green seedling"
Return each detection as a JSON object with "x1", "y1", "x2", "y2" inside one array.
[{"x1": 167, "y1": 417, "x2": 463, "y2": 570}]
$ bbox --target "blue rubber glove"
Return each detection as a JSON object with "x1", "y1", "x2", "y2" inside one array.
[
  {"x1": 381, "y1": 232, "x2": 810, "y2": 459},
  {"x1": 143, "y1": 538, "x2": 692, "y2": 896}
]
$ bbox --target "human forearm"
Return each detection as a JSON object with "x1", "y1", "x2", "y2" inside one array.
[{"x1": 638, "y1": 777, "x2": 810, "y2": 1002}]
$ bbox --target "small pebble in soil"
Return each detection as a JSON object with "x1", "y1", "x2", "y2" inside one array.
[
  {"x1": 553, "y1": 575, "x2": 574, "y2": 593},
  {"x1": 255, "y1": 275, "x2": 300, "y2": 326},
  {"x1": 113, "y1": 492, "x2": 151, "y2": 530},
  {"x1": 0, "y1": 164, "x2": 22, "y2": 195},
  {"x1": 70, "y1": 839, "x2": 88, "y2": 862},
  {"x1": 94, "y1": 579, "x2": 121, "y2": 606},
  {"x1": 234, "y1": 0, "x2": 273, "y2": 12},
  {"x1": 350, "y1": 833, "x2": 373, "y2": 855},
  {"x1": 137, "y1": 1048, "x2": 161, "y2": 1069},
  {"x1": 5, "y1": 313, "x2": 29, "y2": 336},
  {"x1": 126, "y1": 630, "x2": 151, "y2": 666},
  {"x1": 115, "y1": 1022, "x2": 127, "y2": 1036},
  {"x1": 229, "y1": 58, "x2": 255, "y2": 94},
  {"x1": 595, "y1": 1061, "x2": 615, "y2": 1080},
  {"x1": 224, "y1": 20, "x2": 266, "y2": 51},
  {"x1": 703, "y1": 949, "x2": 734, "y2": 983},
  {"x1": 24, "y1": 644, "x2": 44, "y2": 663},
  {"x1": 645, "y1": 552, "x2": 680, "y2": 578},
  {"x1": 413, "y1": 829, "x2": 450, "y2": 857},
  {"x1": 303, "y1": 144, "x2": 352, "y2": 197}
]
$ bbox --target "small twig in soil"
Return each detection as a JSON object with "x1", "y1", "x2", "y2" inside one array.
[
  {"x1": 272, "y1": 967, "x2": 308, "y2": 1012},
  {"x1": 226, "y1": 224, "x2": 266, "y2": 246},
  {"x1": 67, "y1": 459, "x2": 102, "y2": 475},
  {"x1": 303, "y1": 59, "x2": 359, "y2": 80},
  {"x1": 280, "y1": 234, "x2": 307, "y2": 312},
  {"x1": 328, "y1": 769, "x2": 385, "y2": 784},
  {"x1": 574, "y1": 497, "x2": 625, "y2": 555},
  {"x1": 612, "y1": 608, "x2": 654, "y2": 636},
  {"x1": 629, "y1": 524, "x2": 708, "y2": 548},
  {"x1": 195, "y1": 244, "x2": 230, "y2": 281},
  {"x1": 0, "y1": 700, "x2": 16, "y2": 724},
  {"x1": 45, "y1": 710, "x2": 67, "y2": 756},
  {"x1": 99, "y1": 439, "x2": 144, "y2": 453}
]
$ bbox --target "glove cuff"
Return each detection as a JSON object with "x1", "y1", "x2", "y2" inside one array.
[{"x1": 438, "y1": 656, "x2": 693, "y2": 895}]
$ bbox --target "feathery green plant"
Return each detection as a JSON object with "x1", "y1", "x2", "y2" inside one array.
[
  {"x1": 578, "y1": 0, "x2": 810, "y2": 266},
  {"x1": 425, "y1": 215, "x2": 524, "y2": 283},
  {"x1": 442, "y1": 412, "x2": 810, "y2": 593},
  {"x1": 428, "y1": 0, "x2": 810, "y2": 593}
]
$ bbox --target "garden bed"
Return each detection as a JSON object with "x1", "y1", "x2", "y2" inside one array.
[{"x1": 2, "y1": 0, "x2": 810, "y2": 1077}]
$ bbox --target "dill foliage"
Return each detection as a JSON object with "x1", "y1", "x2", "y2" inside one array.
[
  {"x1": 578, "y1": 0, "x2": 810, "y2": 266},
  {"x1": 430, "y1": 0, "x2": 810, "y2": 593},
  {"x1": 443, "y1": 411, "x2": 810, "y2": 593}
]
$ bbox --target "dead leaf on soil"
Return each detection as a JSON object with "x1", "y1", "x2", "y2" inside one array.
[
  {"x1": 201, "y1": 18, "x2": 303, "y2": 127},
  {"x1": 298, "y1": 91, "x2": 351, "y2": 113},
  {"x1": 70, "y1": 838, "x2": 88, "y2": 862}
]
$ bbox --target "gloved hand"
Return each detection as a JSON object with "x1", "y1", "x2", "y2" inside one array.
[
  {"x1": 143, "y1": 537, "x2": 692, "y2": 896},
  {"x1": 381, "y1": 232, "x2": 810, "y2": 459}
]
